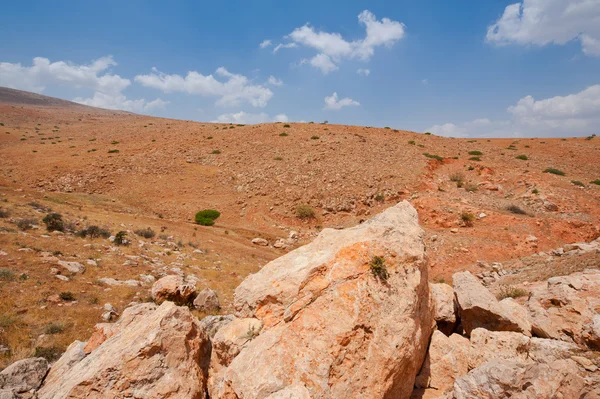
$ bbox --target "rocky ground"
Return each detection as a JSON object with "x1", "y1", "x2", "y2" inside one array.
[{"x1": 1, "y1": 87, "x2": 600, "y2": 397}]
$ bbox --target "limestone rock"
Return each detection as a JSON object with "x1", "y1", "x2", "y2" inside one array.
[
  {"x1": 453, "y1": 271, "x2": 531, "y2": 336},
  {"x1": 221, "y1": 201, "x2": 433, "y2": 399},
  {"x1": 431, "y1": 283, "x2": 457, "y2": 335},
  {"x1": 199, "y1": 314, "x2": 235, "y2": 339},
  {"x1": 38, "y1": 302, "x2": 210, "y2": 399},
  {"x1": 415, "y1": 331, "x2": 469, "y2": 392},
  {"x1": 0, "y1": 357, "x2": 48, "y2": 393},
  {"x1": 252, "y1": 237, "x2": 269, "y2": 246},
  {"x1": 150, "y1": 275, "x2": 196, "y2": 304},
  {"x1": 193, "y1": 288, "x2": 221, "y2": 312},
  {"x1": 57, "y1": 260, "x2": 85, "y2": 274}
]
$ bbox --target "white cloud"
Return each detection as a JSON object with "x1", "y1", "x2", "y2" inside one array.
[
  {"x1": 0, "y1": 56, "x2": 165, "y2": 114},
  {"x1": 357, "y1": 68, "x2": 371, "y2": 76},
  {"x1": 267, "y1": 76, "x2": 283, "y2": 86},
  {"x1": 135, "y1": 67, "x2": 273, "y2": 108},
  {"x1": 323, "y1": 92, "x2": 360, "y2": 110},
  {"x1": 259, "y1": 39, "x2": 272, "y2": 49},
  {"x1": 422, "y1": 79, "x2": 429, "y2": 85},
  {"x1": 285, "y1": 10, "x2": 405, "y2": 73},
  {"x1": 486, "y1": 0, "x2": 600, "y2": 56},
  {"x1": 273, "y1": 43, "x2": 298, "y2": 53},
  {"x1": 214, "y1": 111, "x2": 288, "y2": 124},
  {"x1": 426, "y1": 85, "x2": 600, "y2": 137},
  {"x1": 74, "y1": 92, "x2": 168, "y2": 113}
]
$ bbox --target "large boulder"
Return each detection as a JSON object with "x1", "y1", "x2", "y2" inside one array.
[
  {"x1": 453, "y1": 271, "x2": 531, "y2": 336},
  {"x1": 38, "y1": 302, "x2": 210, "y2": 399},
  {"x1": 430, "y1": 283, "x2": 457, "y2": 335},
  {"x1": 151, "y1": 275, "x2": 196, "y2": 304},
  {"x1": 525, "y1": 269, "x2": 600, "y2": 349},
  {"x1": 215, "y1": 201, "x2": 434, "y2": 399},
  {"x1": 452, "y1": 359, "x2": 591, "y2": 399},
  {"x1": 0, "y1": 357, "x2": 48, "y2": 393},
  {"x1": 194, "y1": 288, "x2": 221, "y2": 312}
]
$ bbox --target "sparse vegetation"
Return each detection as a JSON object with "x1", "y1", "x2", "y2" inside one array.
[
  {"x1": 295, "y1": 205, "x2": 316, "y2": 220},
  {"x1": 114, "y1": 231, "x2": 129, "y2": 246},
  {"x1": 35, "y1": 346, "x2": 63, "y2": 362},
  {"x1": 590, "y1": 179, "x2": 600, "y2": 186},
  {"x1": 408, "y1": 140, "x2": 415, "y2": 145},
  {"x1": 211, "y1": 149, "x2": 221, "y2": 154},
  {"x1": 279, "y1": 132, "x2": 288, "y2": 137},
  {"x1": 42, "y1": 213, "x2": 64, "y2": 232},
  {"x1": 45, "y1": 323, "x2": 65, "y2": 334},
  {"x1": 461, "y1": 211, "x2": 475, "y2": 227},
  {"x1": 77, "y1": 225, "x2": 111, "y2": 239},
  {"x1": 195, "y1": 209, "x2": 221, "y2": 226},
  {"x1": 506, "y1": 205, "x2": 527, "y2": 215},
  {"x1": 423, "y1": 153, "x2": 443, "y2": 161},
  {"x1": 465, "y1": 183, "x2": 478, "y2": 192},
  {"x1": 310, "y1": 135, "x2": 320, "y2": 140},
  {"x1": 59, "y1": 292, "x2": 75, "y2": 301},
  {"x1": 571, "y1": 180, "x2": 585, "y2": 187},
  {"x1": 497, "y1": 285, "x2": 529, "y2": 300},
  {"x1": 134, "y1": 227, "x2": 156, "y2": 239},
  {"x1": 0, "y1": 268, "x2": 15, "y2": 281},
  {"x1": 468, "y1": 151, "x2": 483, "y2": 156},
  {"x1": 283, "y1": 124, "x2": 291, "y2": 128},
  {"x1": 450, "y1": 172, "x2": 464, "y2": 183},
  {"x1": 515, "y1": 155, "x2": 528, "y2": 160},
  {"x1": 375, "y1": 193, "x2": 384, "y2": 202},
  {"x1": 469, "y1": 157, "x2": 481, "y2": 161},
  {"x1": 370, "y1": 256, "x2": 389, "y2": 281},
  {"x1": 543, "y1": 168, "x2": 566, "y2": 176},
  {"x1": 0, "y1": 207, "x2": 9, "y2": 218},
  {"x1": 16, "y1": 218, "x2": 37, "y2": 231},
  {"x1": 107, "y1": 149, "x2": 119, "y2": 153}
]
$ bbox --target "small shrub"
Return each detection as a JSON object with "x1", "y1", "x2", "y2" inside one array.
[
  {"x1": 424, "y1": 132, "x2": 432, "y2": 135},
  {"x1": 506, "y1": 205, "x2": 526, "y2": 215},
  {"x1": 107, "y1": 149, "x2": 119, "y2": 153},
  {"x1": 16, "y1": 218, "x2": 37, "y2": 231},
  {"x1": 375, "y1": 193, "x2": 384, "y2": 202},
  {"x1": 274, "y1": 156, "x2": 283, "y2": 161},
  {"x1": 469, "y1": 157, "x2": 481, "y2": 161},
  {"x1": 468, "y1": 150, "x2": 483, "y2": 156},
  {"x1": 195, "y1": 209, "x2": 221, "y2": 226},
  {"x1": 111, "y1": 141, "x2": 119, "y2": 145},
  {"x1": 370, "y1": 256, "x2": 389, "y2": 281},
  {"x1": 532, "y1": 188, "x2": 539, "y2": 194},
  {"x1": 461, "y1": 211, "x2": 475, "y2": 227},
  {"x1": 465, "y1": 183, "x2": 478, "y2": 192},
  {"x1": 78, "y1": 225, "x2": 111, "y2": 239},
  {"x1": 283, "y1": 124, "x2": 291, "y2": 128},
  {"x1": 211, "y1": 149, "x2": 221, "y2": 154},
  {"x1": 543, "y1": 168, "x2": 565, "y2": 176},
  {"x1": 42, "y1": 213, "x2": 64, "y2": 232},
  {"x1": 134, "y1": 227, "x2": 156, "y2": 239},
  {"x1": 114, "y1": 231, "x2": 128, "y2": 245},
  {"x1": 450, "y1": 173, "x2": 464, "y2": 183},
  {"x1": 0, "y1": 207, "x2": 9, "y2": 218},
  {"x1": 34, "y1": 346, "x2": 63, "y2": 362},
  {"x1": 59, "y1": 292, "x2": 75, "y2": 301},
  {"x1": 0, "y1": 268, "x2": 15, "y2": 281},
  {"x1": 45, "y1": 323, "x2": 65, "y2": 334},
  {"x1": 571, "y1": 180, "x2": 585, "y2": 187},
  {"x1": 310, "y1": 135, "x2": 320, "y2": 140},
  {"x1": 279, "y1": 132, "x2": 288, "y2": 137},
  {"x1": 515, "y1": 154, "x2": 528, "y2": 160},
  {"x1": 408, "y1": 140, "x2": 415, "y2": 145},
  {"x1": 590, "y1": 179, "x2": 600, "y2": 186},
  {"x1": 295, "y1": 205, "x2": 315, "y2": 220},
  {"x1": 423, "y1": 153, "x2": 443, "y2": 161},
  {"x1": 497, "y1": 285, "x2": 529, "y2": 300}
]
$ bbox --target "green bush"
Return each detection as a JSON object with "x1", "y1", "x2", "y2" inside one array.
[
  {"x1": 468, "y1": 157, "x2": 481, "y2": 161},
  {"x1": 0, "y1": 207, "x2": 9, "y2": 218},
  {"x1": 35, "y1": 346, "x2": 63, "y2": 362},
  {"x1": 590, "y1": 179, "x2": 600, "y2": 185},
  {"x1": 107, "y1": 149, "x2": 119, "y2": 153},
  {"x1": 515, "y1": 155, "x2": 528, "y2": 160},
  {"x1": 134, "y1": 227, "x2": 155, "y2": 239},
  {"x1": 195, "y1": 209, "x2": 221, "y2": 226},
  {"x1": 311, "y1": 135, "x2": 320, "y2": 140},
  {"x1": 279, "y1": 132, "x2": 288, "y2": 137},
  {"x1": 283, "y1": 124, "x2": 291, "y2": 128},
  {"x1": 0, "y1": 268, "x2": 15, "y2": 281},
  {"x1": 468, "y1": 150, "x2": 483, "y2": 156},
  {"x1": 506, "y1": 205, "x2": 526, "y2": 215},
  {"x1": 211, "y1": 149, "x2": 221, "y2": 154},
  {"x1": 450, "y1": 172, "x2": 464, "y2": 183},
  {"x1": 461, "y1": 211, "x2": 475, "y2": 227},
  {"x1": 408, "y1": 140, "x2": 415, "y2": 145},
  {"x1": 114, "y1": 231, "x2": 128, "y2": 246},
  {"x1": 543, "y1": 168, "x2": 566, "y2": 176},
  {"x1": 295, "y1": 205, "x2": 315, "y2": 220},
  {"x1": 78, "y1": 225, "x2": 111, "y2": 239},
  {"x1": 571, "y1": 180, "x2": 585, "y2": 187},
  {"x1": 423, "y1": 153, "x2": 443, "y2": 161},
  {"x1": 42, "y1": 213, "x2": 64, "y2": 232}
]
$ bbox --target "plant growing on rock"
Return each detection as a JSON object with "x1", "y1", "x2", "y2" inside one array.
[
  {"x1": 370, "y1": 256, "x2": 389, "y2": 281},
  {"x1": 42, "y1": 213, "x2": 64, "y2": 232},
  {"x1": 195, "y1": 209, "x2": 221, "y2": 226}
]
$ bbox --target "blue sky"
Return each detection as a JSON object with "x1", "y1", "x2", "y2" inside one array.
[{"x1": 1, "y1": 0, "x2": 599, "y2": 137}]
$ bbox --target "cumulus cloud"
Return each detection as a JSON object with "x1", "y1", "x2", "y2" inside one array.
[
  {"x1": 0, "y1": 56, "x2": 165, "y2": 114},
  {"x1": 214, "y1": 111, "x2": 288, "y2": 124},
  {"x1": 486, "y1": 0, "x2": 600, "y2": 56},
  {"x1": 426, "y1": 85, "x2": 600, "y2": 138},
  {"x1": 323, "y1": 92, "x2": 360, "y2": 110},
  {"x1": 267, "y1": 76, "x2": 283, "y2": 86},
  {"x1": 135, "y1": 67, "x2": 273, "y2": 108},
  {"x1": 357, "y1": 68, "x2": 371, "y2": 76},
  {"x1": 284, "y1": 10, "x2": 405, "y2": 73},
  {"x1": 259, "y1": 39, "x2": 272, "y2": 49}
]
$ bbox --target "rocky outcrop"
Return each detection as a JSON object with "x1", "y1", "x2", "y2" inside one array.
[
  {"x1": 0, "y1": 358, "x2": 48, "y2": 394},
  {"x1": 525, "y1": 269, "x2": 600, "y2": 349},
  {"x1": 215, "y1": 201, "x2": 433, "y2": 399},
  {"x1": 194, "y1": 288, "x2": 221, "y2": 312},
  {"x1": 453, "y1": 271, "x2": 531, "y2": 336},
  {"x1": 430, "y1": 283, "x2": 457, "y2": 335},
  {"x1": 38, "y1": 302, "x2": 210, "y2": 399},
  {"x1": 151, "y1": 275, "x2": 196, "y2": 304}
]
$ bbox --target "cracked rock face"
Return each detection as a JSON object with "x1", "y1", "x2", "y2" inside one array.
[{"x1": 211, "y1": 201, "x2": 434, "y2": 399}]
